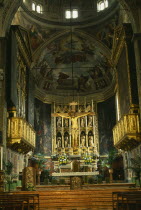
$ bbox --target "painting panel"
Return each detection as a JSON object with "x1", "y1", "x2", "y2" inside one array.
[
  {"x1": 117, "y1": 47, "x2": 130, "y2": 116},
  {"x1": 98, "y1": 96, "x2": 116, "y2": 155},
  {"x1": 34, "y1": 99, "x2": 52, "y2": 156}
]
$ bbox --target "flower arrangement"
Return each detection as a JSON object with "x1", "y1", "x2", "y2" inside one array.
[
  {"x1": 83, "y1": 153, "x2": 93, "y2": 165},
  {"x1": 26, "y1": 183, "x2": 35, "y2": 191},
  {"x1": 58, "y1": 154, "x2": 68, "y2": 165}
]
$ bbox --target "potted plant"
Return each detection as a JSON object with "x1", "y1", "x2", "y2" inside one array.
[
  {"x1": 30, "y1": 153, "x2": 47, "y2": 185},
  {"x1": 128, "y1": 155, "x2": 141, "y2": 188},
  {"x1": 26, "y1": 183, "x2": 35, "y2": 191},
  {"x1": 106, "y1": 149, "x2": 118, "y2": 183},
  {"x1": 3, "y1": 160, "x2": 18, "y2": 191},
  {"x1": 99, "y1": 149, "x2": 118, "y2": 183},
  {"x1": 42, "y1": 169, "x2": 50, "y2": 185}
]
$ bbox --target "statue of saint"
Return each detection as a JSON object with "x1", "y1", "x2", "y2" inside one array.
[
  {"x1": 52, "y1": 110, "x2": 95, "y2": 147},
  {"x1": 88, "y1": 115, "x2": 93, "y2": 127},
  {"x1": 57, "y1": 137, "x2": 62, "y2": 147},
  {"x1": 88, "y1": 135, "x2": 94, "y2": 147},
  {"x1": 64, "y1": 118, "x2": 69, "y2": 127},
  {"x1": 64, "y1": 136, "x2": 69, "y2": 147},
  {"x1": 81, "y1": 135, "x2": 86, "y2": 146},
  {"x1": 57, "y1": 117, "x2": 61, "y2": 127},
  {"x1": 80, "y1": 117, "x2": 85, "y2": 127}
]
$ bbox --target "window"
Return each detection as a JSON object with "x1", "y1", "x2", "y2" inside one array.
[
  {"x1": 32, "y1": 2, "x2": 36, "y2": 11},
  {"x1": 32, "y1": 2, "x2": 42, "y2": 13},
  {"x1": 97, "y1": 0, "x2": 108, "y2": 12},
  {"x1": 65, "y1": 10, "x2": 71, "y2": 19},
  {"x1": 65, "y1": 9, "x2": 78, "y2": 19},
  {"x1": 37, "y1": 5, "x2": 41, "y2": 13}
]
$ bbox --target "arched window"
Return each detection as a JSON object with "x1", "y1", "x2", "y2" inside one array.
[
  {"x1": 65, "y1": 10, "x2": 71, "y2": 19},
  {"x1": 72, "y1": 9, "x2": 78, "y2": 19},
  {"x1": 97, "y1": 0, "x2": 108, "y2": 12},
  {"x1": 37, "y1": 4, "x2": 42, "y2": 13},
  {"x1": 65, "y1": 9, "x2": 78, "y2": 19},
  {"x1": 32, "y1": 2, "x2": 36, "y2": 11},
  {"x1": 32, "y1": 2, "x2": 42, "y2": 13}
]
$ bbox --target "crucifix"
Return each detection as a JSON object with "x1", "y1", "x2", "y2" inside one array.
[{"x1": 52, "y1": 102, "x2": 95, "y2": 147}]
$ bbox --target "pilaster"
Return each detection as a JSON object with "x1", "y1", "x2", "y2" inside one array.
[
  {"x1": 133, "y1": 33, "x2": 141, "y2": 120},
  {"x1": 0, "y1": 38, "x2": 7, "y2": 166}
]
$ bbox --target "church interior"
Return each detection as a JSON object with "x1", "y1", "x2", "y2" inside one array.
[{"x1": 0, "y1": 0, "x2": 141, "y2": 209}]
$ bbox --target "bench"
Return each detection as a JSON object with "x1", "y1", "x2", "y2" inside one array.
[
  {"x1": 112, "y1": 191, "x2": 141, "y2": 210},
  {"x1": 0, "y1": 193, "x2": 39, "y2": 210}
]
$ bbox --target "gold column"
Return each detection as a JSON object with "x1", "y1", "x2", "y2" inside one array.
[
  {"x1": 78, "y1": 118, "x2": 80, "y2": 147},
  {"x1": 53, "y1": 102, "x2": 56, "y2": 153},
  {"x1": 62, "y1": 117, "x2": 64, "y2": 148},
  {"x1": 69, "y1": 118, "x2": 72, "y2": 147},
  {"x1": 86, "y1": 116, "x2": 88, "y2": 148}
]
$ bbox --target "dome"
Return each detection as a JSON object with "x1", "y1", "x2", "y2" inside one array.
[
  {"x1": 12, "y1": 0, "x2": 119, "y2": 102},
  {"x1": 22, "y1": 0, "x2": 118, "y2": 26}
]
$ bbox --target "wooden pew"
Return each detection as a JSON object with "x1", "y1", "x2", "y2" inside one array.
[
  {"x1": 0, "y1": 193, "x2": 39, "y2": 210},
  {"x1": 112, "y1": 191, "x2": 141, "y2": 210}
]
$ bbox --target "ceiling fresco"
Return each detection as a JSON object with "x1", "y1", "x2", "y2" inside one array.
[
  {"x1": 12, "y1": 12, "x2": 62, "y2": 52},
  {"x1": 12, "y1": 3, "x2": 117, "y2": 97},
  {"x1": 35, "y1": 32, "x2": 113, "y2": 95}
]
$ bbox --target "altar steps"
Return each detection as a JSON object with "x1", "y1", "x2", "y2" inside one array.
[
  {"x1": 14, "y1": 187, "x2": 137, "y2": 210},
  {"x1": 39, "y1": 193, "x2": 113, "y2": 210}
]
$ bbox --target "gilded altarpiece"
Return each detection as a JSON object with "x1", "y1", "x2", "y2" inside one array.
[{"x1": 52, "y1": 102, "x2": 99, "y2": 156}]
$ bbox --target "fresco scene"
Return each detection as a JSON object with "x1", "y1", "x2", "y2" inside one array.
[
  {"x1": 12, "y1": 12, "x2": 60, "y2": 51},
  {"x1": 98, "y1": 96, "x2": 116, "y2": 155},
  {"x1": 34, "y1": 99, "x2": 52, "y2": 156},
  {"x1": 35, "y1": 33, "x2": 113, "y2": 95}
]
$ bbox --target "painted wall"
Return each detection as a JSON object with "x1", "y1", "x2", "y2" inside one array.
[
  {"x1": 98, "y1": 96, "x2": 116, "y2": 155},
  {"x1": 34, "y1": 99, "x2": 52, "y2": 156},
  {"x1": 117, "y1": 47, "x2": 130, "y2": 116}
]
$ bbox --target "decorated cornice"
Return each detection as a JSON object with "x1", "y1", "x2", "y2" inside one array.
[{"x1": 35, "y1": 79, "x2": 116, "y2": 104}]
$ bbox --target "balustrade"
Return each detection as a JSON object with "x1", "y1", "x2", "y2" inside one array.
[{"x1": 113, "y1": 114, "x2": 141, "y2": 150}]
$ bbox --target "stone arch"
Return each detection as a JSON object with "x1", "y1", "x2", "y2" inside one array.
[
  {"x1": 118, "y1": 0, "x2": 141, "y2": 33},
  {"x1": 1, "y1": 0, "x2": 22, "y2": 36}
]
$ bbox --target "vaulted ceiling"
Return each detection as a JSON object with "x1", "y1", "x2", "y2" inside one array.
[{"x1": 12, "y1": 0, "x2": 119, "y2": 102}]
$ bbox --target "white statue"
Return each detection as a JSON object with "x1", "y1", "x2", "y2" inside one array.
[
  {"x1": 88, "y1": 136, "x2": 94, "y2": 147},
  {"x1": 81, "y1": 135, "x2": 86, "y2": 146},
  {"x1": 64, "y1": 136, "x2": 69, "y2": 147},
  {"x1": 57, "y1": 137, "x2": 62, "y2": 147}
]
